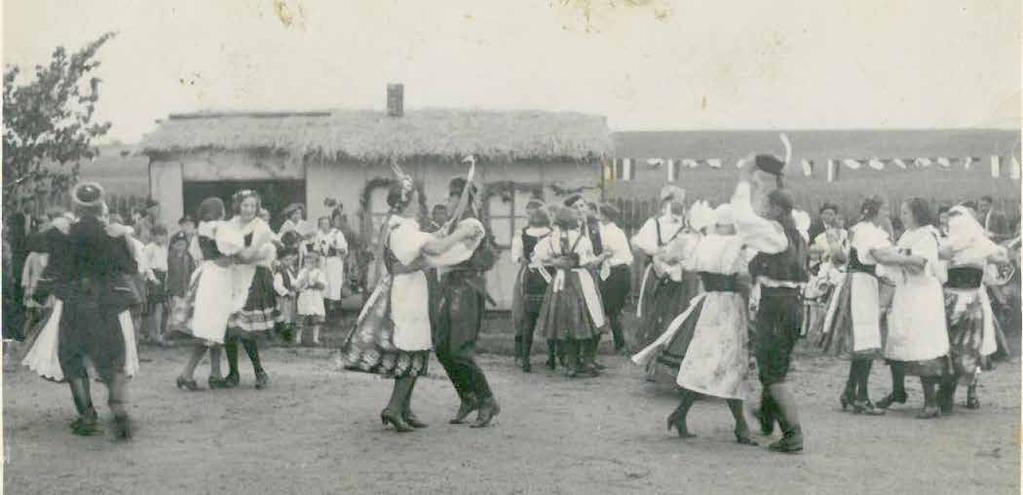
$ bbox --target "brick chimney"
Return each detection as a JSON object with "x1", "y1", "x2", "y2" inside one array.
[{"x1": 387, "y1": 84, "x2": 404, "y2": 117}]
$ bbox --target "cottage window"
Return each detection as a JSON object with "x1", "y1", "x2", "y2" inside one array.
[{"x1": 485, "y1": 186, "x2": 538, "y2": 249}]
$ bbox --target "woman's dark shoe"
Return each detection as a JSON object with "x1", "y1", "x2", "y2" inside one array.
[
  {"x1": 521, "y1": 360, "x2": 532, "y2": 373},
  {"x1": 916, "y1": 406, "x2": 941, "y2": 419},
  {"x1": 666, "y1": 406, "x2": 682, "y2": 434},
  {"x1": 839, "y1": 388, "x2": 854, "y2": 411},
  {"x1": 449, "y1": 397, "x2": 479, "y2": 424},
  {"x1": 471, "y1": 397, "x2": 500, "y2": 428},
  {"x1": 852, "y1": 400, "x2": 885, "y2": 416},
  {"x1": 112, "y1": 414, "x2": 132, "y2": 441},
  {"x1": 403, "y1": 411, "x2": 428, "y2": 428},
  {"x1": 735, "y1": 428, "x2": 759, "y2": 446},
  {"x1": 208, "y1": 376, "x2": 224, "y2": 389},
  {"x1": 176, "y1": 376, "x2": 200, "y2": 391},
  {"x1": 380, "y1": 409, "x2": 413, "y2": 433},
  {"x1": 545, "y1": 357, "x2": 556, "y2": 370},
  {"x1": 254, "y1": 370, "x2": 269, "y2": 390},
  {"x1": 965, "y1": 389, "x2": 980, "y2": 410},
  {"x1": 875, "y1": 391, "x2": 908, "y2": 410}
]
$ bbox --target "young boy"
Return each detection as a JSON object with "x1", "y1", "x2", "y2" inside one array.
[
  {"x1": 143, "y1": 225, "x2": 170, "y2": 345},
  {"x1": 273, "y1": 247, "x2": 299, "y2": 343},
  {"x1": 295, "y1": 251, "x2": 327, "y2": 345}
]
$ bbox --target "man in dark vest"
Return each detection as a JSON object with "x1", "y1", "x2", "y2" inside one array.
[
  {"x1": 732, "y1": 154, "x2": 808, "y2": 454},
  {"x1": 435, "y1": 177, "x2": 500, "y2": 427}
]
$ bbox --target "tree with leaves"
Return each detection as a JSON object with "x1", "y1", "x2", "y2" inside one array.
[{"x1": 3, "y1": 31, "x2": 116, "y2": 216}]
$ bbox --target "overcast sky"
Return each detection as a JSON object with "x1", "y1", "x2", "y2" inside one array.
[{"x1": 4, "y1": 0, "x2": 1020, "y2": 143}]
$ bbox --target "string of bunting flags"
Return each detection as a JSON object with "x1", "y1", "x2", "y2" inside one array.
[{"x1": 604, "y1": 154, "x2": 1021, "y2": 183}]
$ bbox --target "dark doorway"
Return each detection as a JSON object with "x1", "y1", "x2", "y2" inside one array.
[{"x1": 182, "y1": 180, "x2": 305, "y2": 231}]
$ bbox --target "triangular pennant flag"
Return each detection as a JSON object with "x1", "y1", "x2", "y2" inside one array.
[
  {"x1": 868, "y1": 158, "x2": 885, "y2": 170},
  {"x1": 962, "y1": 157, "x2": 974, "y2": 170},
  {"x1": 892, "y1": 158, "x2": 908, "y2": 169},
  {"x1": 682, "y1": 159, "x2": 700, "y2": 169},
  {"x1": 936, "y1": 157, "x2": 951, "y2": 168},
  {"x1": 800, "y1": 158, "x2": 813, "y2": 177},
  {"x1": 646, "y1": 158, "x2": 664, "y2": 167},
  {"x1": 915, "y1": 157, "x2": 933, "y2": 168},
  {"x1": 666, "y1": 159, "x2": 676, "y2": 182},
  {"x1": 706, "y1": 158, "x2": 722, "y2": 169},
  {"x1": 1011, "y1": 155, "x2": 1021, "y2": 180},
  {"x1": 990, "y1": 155, "x2": 1000, "y2": 178},
  {"x1": 842, "y1": 158, "x2": 862, "y2": 170}
]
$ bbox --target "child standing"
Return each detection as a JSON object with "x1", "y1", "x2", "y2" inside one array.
[
  {"x1": 295, "y1": 251, "x2": 327, "y2": 345},
  {"x1": 313, "y1": 216, "x2": 348, "y2": 317},
  {"x1": 144, "y1": 225, "x2": 170, "y2": 345},
  {"x1": 166, "y1": 231, "x2": 195, "y2": 335},
  {"x1": 273, "y1": 247, "x2": 299, "y2": 343}
]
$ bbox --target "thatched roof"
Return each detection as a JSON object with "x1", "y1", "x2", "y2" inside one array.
[{"x1": 139, "y1": 109, "x2": 611, "y2": 162}]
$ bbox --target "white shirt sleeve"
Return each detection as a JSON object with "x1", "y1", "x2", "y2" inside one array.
[
  {"x1": 273, "y1": 271, "x2": 289, "y2": 297},
  {"x1": 602, "y1": 224, "x2": 634, "y2": 266},
  {"x1": 852, "y1": 223, "x2": 891, "y2": 265},
  {"x1": 389, "y1": 220, "x2": 432, "y2": 266},
  {"x1": 631, "y1": 219, "x2": 659, "y2": 256},
  {"x1": 731, "y1": 181, "x2": 788, "y2": 254},
  {"x1": 531, "y1": 235, "x2": 557, "y2": 264}
]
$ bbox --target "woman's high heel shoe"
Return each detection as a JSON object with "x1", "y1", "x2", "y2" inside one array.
[
  {"x1": 840, "y1": 389, "x2": 855, "y2": 411},
  {"x1": 403, "y1": 410, "x2": 428, "y2": 428},
  {"x1": 734, "y1": 428, "x2": 759, "y2": 446},
  {"x1": 875, "y1": 391, "x2": 908, "y2": 410},
  {"x1": 208, "y1": 376, "x2": 224, "y2": 389},
  {"x1": 852, "y1": 400, "x2": 885, "y2": 416},
  {"x1": 221, "y1": 372, "x2": 239, "y2": 389},
  {"x1": 916, "y1": 406, "x2": 940, "y2": 419},
  {"x1": 381, "y1": 409, "x2": 413, "y2": 433},
  {"x1": 254, "y1": 370, "x2": 269, "y2": 390},
  {"x1": 176, "y1": 376, "x2": 200, "y2": 391}
]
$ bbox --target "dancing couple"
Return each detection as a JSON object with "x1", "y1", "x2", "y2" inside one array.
[{"x1": 340, "y1": 164, "x2": 500, "y2": 432}]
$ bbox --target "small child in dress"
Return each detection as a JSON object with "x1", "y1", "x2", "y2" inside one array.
[
  {"x1": 273, "y1": 247, "x2": 299, "y2": 343},
  {"x1": 295, "y1": 251, "x2": 327, "y2": 345},
  {"x1": 144, "y1": 225, "x2": 170, "y2": 345}
]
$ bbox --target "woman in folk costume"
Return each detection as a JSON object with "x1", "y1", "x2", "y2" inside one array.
[
  {"x1": 21, "y1": 183, "x2": 140, "y2": 439},
  {"x1": 635, "y1": 200, "x2": 714, "y2": 380},
  {"x1": 633, "y1": 204, "x2": 759, "y2": 445},
  {"x1": 339, "y1": 172, "x2": 483, "y2": 433},
  {"x1": 279, "y1": 203, "x2": 309, "y2": 237},
  {"x1": 874, "y1": 198, "x2": 952, "y2": 418},
  {"x1": 533, "y1": 206, "x2": 607, "y2": 378},
  {"x1": 569, "y1": 195, "x2": 615, "y2": 368},
  {"x1": 173, "y1": 197, "x2": 231, "y2": 390},
  {"x1": 219, "y1": 190, "x2": 279, "y2": 390},
  {"x1": 936, "y1": 205, "x2": 1007, "y2": 411},
  {"x1": 311, "y1": 215, "x2": 348, "y2": 316},
  {"x1": 632, "y1": 185, "x2": 700, "y2": 347},
  {"x1": 510, "y1": 200, "x2": 554, "y2": 372},
  {"x1": 818, "y1": 196, "x2": 892, "y2": 415}
]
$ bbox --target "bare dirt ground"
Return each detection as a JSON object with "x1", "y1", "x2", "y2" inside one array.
[{"x1": 3, "y1": 339, "x2": 1020, "y2": 495}]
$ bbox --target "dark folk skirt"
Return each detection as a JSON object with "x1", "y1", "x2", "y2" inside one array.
[
  {"x1": 228, "y1": 266, "x2": 279, "y2": 334},
  {"x1": 638, "y1": 273, "x2": 698, "y2": 346},
  {"x1": 600, "y1": 264, "x2": 632, "y2": 316}
]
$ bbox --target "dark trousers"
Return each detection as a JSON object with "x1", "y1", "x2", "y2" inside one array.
[
  {"x1": 754, "y1": 289, "x2": 802, "y2": 387},
  {"x1": 435, "y1": 335, "x2": 492, "y2": 402},
  {"x1": 434, "y1": 276, "x2": 492, "y2": 402},
  {"x1": 520, "y1": 310, "x2": 541, "y2": 360}
]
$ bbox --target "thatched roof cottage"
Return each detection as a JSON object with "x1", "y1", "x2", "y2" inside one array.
[{"x1": 139, "y1": 95, "x2": 612, "y2": 309}]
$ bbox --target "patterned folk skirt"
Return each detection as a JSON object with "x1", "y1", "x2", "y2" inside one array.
[
  {"x1": 818, "y1": 272, "x2": 882, "y2": 359},
  {"x1": 227, "y1": 266, "x2": 279, "y2": 335},
  {"x1": 945, "y1": 288, "x2": 988, "y2": 384},
  {"x1": 338, "y1": 275, "x2": 429, "y2": 378}
]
